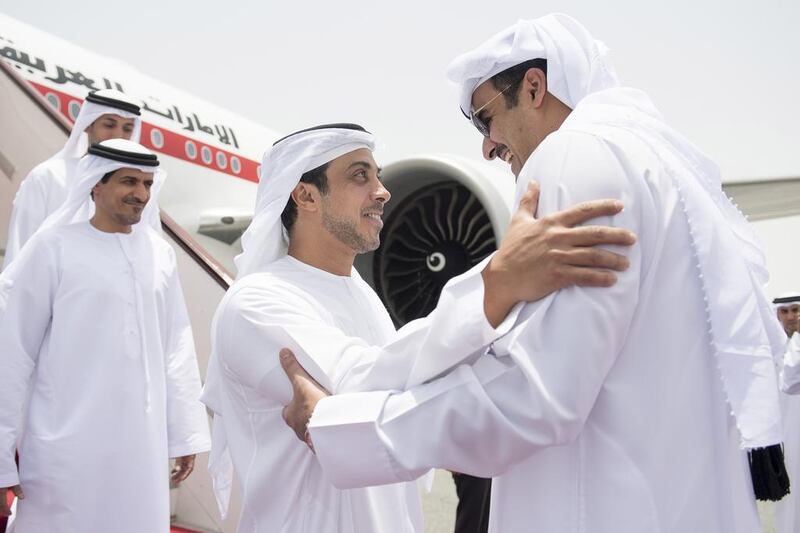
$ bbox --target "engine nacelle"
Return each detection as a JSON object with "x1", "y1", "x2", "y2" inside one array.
[{"x1": 355, "y1": 154, "x2": 515, "y2": 326}]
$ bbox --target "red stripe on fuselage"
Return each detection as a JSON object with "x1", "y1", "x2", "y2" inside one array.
[{"x1": 28, "y1": 82, "x2": 260, "y2": 184}]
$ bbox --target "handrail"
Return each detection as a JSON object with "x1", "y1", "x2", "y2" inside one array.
[
  {"x1": 0, "y1": 59, "x2": 233, "y2": 288},
  {"x1": 162, "y1": 212, "x2": 232, "y2": 287}
]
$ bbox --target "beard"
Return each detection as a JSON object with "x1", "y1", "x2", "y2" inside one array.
[
  {"x1": 114, "y1": 204, "x2": 145, "y2": 226},
  {"x1": 320, "y1": 199, "x2": 379, "y2": 254}
]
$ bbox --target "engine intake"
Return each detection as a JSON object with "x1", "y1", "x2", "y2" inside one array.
[{"x1": 356, "y1": 155, "x2": 514, "y2": 326}]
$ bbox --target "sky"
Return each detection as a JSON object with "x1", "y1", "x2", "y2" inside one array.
[{"x1": 1, "y1": 0, "x2": 798, "y2": 181}]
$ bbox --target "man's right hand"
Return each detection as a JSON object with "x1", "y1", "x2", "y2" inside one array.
[
  {"x1": 1, "y1": 485, "x2": 24, "y2": 517},
  {"x1": 482, "y1": 181, "x2": 636, "y2": 327}
]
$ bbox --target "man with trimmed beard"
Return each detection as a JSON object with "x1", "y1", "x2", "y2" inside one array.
[{"x1": 0, "y1": 139, "x2": 210, "y2": 532}]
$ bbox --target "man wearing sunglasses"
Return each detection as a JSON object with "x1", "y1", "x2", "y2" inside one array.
[{"x1": 280, "y1": 13, "x2": 786, "y2": 533}]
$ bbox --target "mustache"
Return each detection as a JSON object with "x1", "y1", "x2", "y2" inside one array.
[
  {"x1": 495, "y1": 145, "x2": 511, "y2": 162},
  {"x1": 362, "y1": 204, "x2": 384, "y2": 215}
]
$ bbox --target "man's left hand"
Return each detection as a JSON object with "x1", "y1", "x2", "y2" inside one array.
[{"x1": 170, "y1": 454, "x2": 196, "y2": 484}]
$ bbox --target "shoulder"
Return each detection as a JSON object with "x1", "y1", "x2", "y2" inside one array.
[
  {"x1": 144, "y1": 229, "x2": 175, "y2": 257},
  {"x1": 15, "y1": 159, "x2": 69, "y2": 202},
  {"x1": 222, "y1": 271, "x2": 321, "y2": 323},
  {"x1": 226, "y1": 272, "x2": 303, "y2": 307},
  {"x1": 519, "y1": 128, "x2": 637, "y2": 211},
  {"x1": 36, "y1": 223, "x2": 78, "y2": 247},
  {"x1": 4, "y1": 225, "x2": 67, "y2": 275},
  {"x1": 26, "y1": 158, "x2": 68, "y2": 184}
]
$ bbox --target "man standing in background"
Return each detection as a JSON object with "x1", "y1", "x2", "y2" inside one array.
[
  {"x1": 0, "y1": 139, "x2": 210, "y2": 532},
  {"x1": 3, "y1": 89, "x2": 141, "y2": 267},
  {"x1": 775, "y1": 292, "x2": 800, "y2": 533}
]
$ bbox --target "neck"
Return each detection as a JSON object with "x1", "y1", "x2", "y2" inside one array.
[
  {"x1": 90, "y1": 213, "x2": 132, "y2": 234},
  {"x1": 287, "y1": 226, "x2": 355, "y2": 277},
  {"x1": 543, "y1": 94, "x2": 572, "y2": 133}
]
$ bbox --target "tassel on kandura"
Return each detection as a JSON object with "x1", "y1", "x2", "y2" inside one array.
[{"x1": 749, "y1": 444, "x2": 791, "y2": 501}]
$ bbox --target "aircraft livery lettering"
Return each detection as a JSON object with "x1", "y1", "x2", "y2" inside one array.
[{"x1": 1, "y1": 38, "x2": 257, "y2": 182}]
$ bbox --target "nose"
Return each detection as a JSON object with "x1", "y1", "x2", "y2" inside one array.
[
  {"x1": 482, "y1": 136, "x2": 498, "y2": 161},
  {"x1": 374, "y1": 180, "x2": 391, "y2": 204},
  {"x1": 134, "y1": 183, "x2": 150, "y2": 203}
]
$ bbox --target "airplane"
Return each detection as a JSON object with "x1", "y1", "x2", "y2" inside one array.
[{"x1": 2, "y1": 10, "x2": 799, "y2": 533}]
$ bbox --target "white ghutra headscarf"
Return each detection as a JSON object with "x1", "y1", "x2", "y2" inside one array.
[
  {"x1": 774, "y1": 292, "x2": 800, "y2": 311},
  {"x1": 52, "y1": 89, "x2": 143, "y2": 163}
]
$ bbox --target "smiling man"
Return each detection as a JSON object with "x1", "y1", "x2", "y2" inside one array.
[
  {"x1": 200, "y1": 123, "x2": 635, "y2": 532},
  {"x1": 3, "y1": 89, "x2": 142, "y2": 268},
  {"x1": 0, "y1": 139, "x2": 210, "y2": 532},
  {"x1": 279, "y1": 15, "x2": 789, "y2": 533}
]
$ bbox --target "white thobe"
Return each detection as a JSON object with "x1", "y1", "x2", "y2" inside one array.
[
  {"x1": 3, "y1": 158, "x2": 77, "y2": 268},
  {"x1": 0, "y1": 221, "x2": 211, "y2": 533},
  {"x1": 308, "y1": 119, "x2": 762, "y2": 532},
  {"x1": 776, "y1": 332, "x2": 800, "y2": 533},
  {"x1": 209, "y1": 254, "x2": 515, "y2": 532}
]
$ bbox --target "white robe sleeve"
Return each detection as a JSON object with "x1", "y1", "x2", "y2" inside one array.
[
  {"x1": 163, "y1": 249, "x2": 212, "y2": 458},
  {"x1": 0, "y1": 236, "x2": 59, "y2": 486},
  {"x1": 780, "y1": 333, "x2": 800, "y2": 394},
  {"x1": 3, "y1": 170, "x2": 49, "y2": 269},
  {"x1": 220, "y1": 269, "x2": 519, "y2": 400},
  {"x1": 308, "y1": 131, "x2": 643, "y2": 488}
]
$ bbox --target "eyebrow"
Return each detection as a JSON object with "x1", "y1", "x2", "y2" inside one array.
[
  {"x1": 346, "y1": 161, "x2": 381, "y2": 173},
  {"x1": 118, "y1": 174, "x2": 153, "y2": 182}
]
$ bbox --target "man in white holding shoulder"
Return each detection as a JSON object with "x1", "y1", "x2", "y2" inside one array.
[
  {"x1": 280, "y1": 14, "x2": 789, "y2": 533},
  {"x1": 202, "y1": 123, "x2": 635, "y2": 532}
]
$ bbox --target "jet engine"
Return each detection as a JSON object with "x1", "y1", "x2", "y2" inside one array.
[{"x1": 355, "y1": 155, "x2": 515, "y2": 326}]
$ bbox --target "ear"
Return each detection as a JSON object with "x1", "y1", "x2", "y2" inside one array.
[
  {"x1": 291, "y1": 182, "x2": 319, "y2": 213},
  {"x1": 523, "y1": 68, "x2": 547, "y2": 107}
]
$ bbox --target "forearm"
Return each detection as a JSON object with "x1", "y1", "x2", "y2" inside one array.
[
  {"x1": 0, "y1": 351, "x2": 35, "y2": 486},
  {"x1": 165, "y1": 316, "x2": 211, "y2": 455},
  {"x1": 310, "y1": 354, "x2": 581, "y2": 488}
]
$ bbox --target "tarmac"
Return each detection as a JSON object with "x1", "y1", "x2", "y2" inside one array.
[{"x1": 421, "y1": 470, "x2": 458, "y2": 533}]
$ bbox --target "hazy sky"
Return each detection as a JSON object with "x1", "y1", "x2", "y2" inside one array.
[{"x1": 2, "y1": 0, "x2": 798, "y2": 181}]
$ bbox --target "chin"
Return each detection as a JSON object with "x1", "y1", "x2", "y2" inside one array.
[{"x1": 358, "y1": 237, "x2": 380, "y2": 254}]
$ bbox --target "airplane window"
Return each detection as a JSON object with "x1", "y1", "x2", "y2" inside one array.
[
  {"x1": 230, "y1": 156, "x2": 241, "y2": 174},
  {"x1": 45, "y1": 93, "x2": 60, "y2": 110},
  {"x1": 150, "y1": 128, "x2": 164, "y2": 149},
  {"x1": 201, "y1": 146, "x2": 213, "y2": 165},
  {"x1": 216, "y1": 152, "x2": 227, "y2": 169},
  {"x1": 185, "y1": 140, "x2": 197, "y2": 160},
  {"x1": 68, "y1": 101, "x2": 81, "y2": 121}
]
